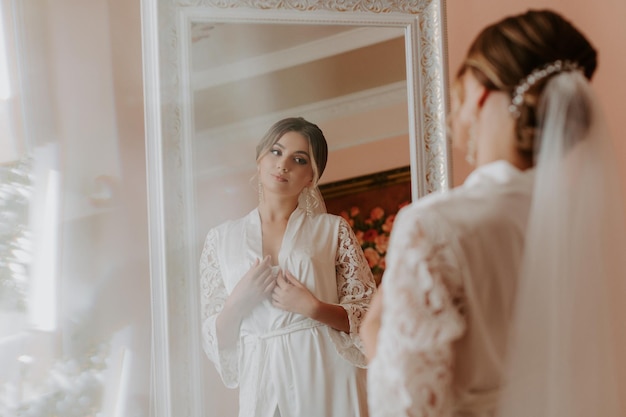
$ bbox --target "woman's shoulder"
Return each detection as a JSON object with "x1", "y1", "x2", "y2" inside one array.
[
  {"x1": 395, "y1": 171, "x2": 533, "y2": 239},
  {"x1": 306, "y1": 211, "x2": 346, "y2": 227},
  {"x1": 315, "y1": 211, "x2": 344, "y2": 221},
  {"x1": 392, "y1": 191, "x2": 462, "y2": 237},
  {"x1": 399, "y1": 186, "x2": 473, "y2": 220}
]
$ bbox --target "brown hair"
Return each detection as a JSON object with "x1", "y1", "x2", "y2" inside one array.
[
  {"x1": 458, "y1": 9, "x2": 597, "y2": 162},
  {"x1": 256, "y1": 117, "x2": 328, "y2": 185}
]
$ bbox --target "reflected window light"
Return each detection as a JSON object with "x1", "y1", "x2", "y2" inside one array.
[
  {"x1": 0, "y1": 3, "x2": 11, "y2": 100},
  {"x1": 0, "y1": 0, "x2": 21, "y2": 164},
  {"x1": 29, "y1": 161, "x2": 61, "y2": 332}
]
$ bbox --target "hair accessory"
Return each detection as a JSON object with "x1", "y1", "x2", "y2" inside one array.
[{"x1": 509, "y1": 60, "x2": 580, "y2": 118}]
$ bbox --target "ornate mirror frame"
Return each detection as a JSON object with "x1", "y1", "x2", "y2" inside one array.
[{"x1": 141, "y1": 1, "x2": 450, "y2": 416}]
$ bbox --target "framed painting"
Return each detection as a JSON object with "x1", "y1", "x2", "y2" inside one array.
[{"x1": 320, "y1": 166, "x2": 412, "y2": 285}]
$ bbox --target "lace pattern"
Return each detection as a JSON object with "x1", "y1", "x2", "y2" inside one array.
[
  {"x1": 368, "y1": 207, "x2": 466, "y2": 417},
  {"x1": 199, "y1": 228, "x2": 239, "y2": 387},
  {"x1": 330, "y1": 218, "x2": 377, "y2": 368}
]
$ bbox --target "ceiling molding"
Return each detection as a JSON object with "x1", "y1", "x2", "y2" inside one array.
[
  {"x1": 195, "y1": 80, "x2": 407, "y2": 145},
  {"x1": 193, "y1": 81, "x2": 408, "y2": 180},
  {"x1": 191, "y1": 26, "x2": 403, "y2": 90}
]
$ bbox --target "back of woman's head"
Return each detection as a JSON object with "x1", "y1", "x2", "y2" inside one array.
[
  {"x1": 459, "y1": 9, "x2": 597, "y2": 160},
  {"x1": 256, "y1": 117, "x2": 328, "y2": 185}
]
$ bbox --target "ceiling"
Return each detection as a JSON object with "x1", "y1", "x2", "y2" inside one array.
[{"x1": 189, "y1": 22, "x2": 409, "y2": 178}]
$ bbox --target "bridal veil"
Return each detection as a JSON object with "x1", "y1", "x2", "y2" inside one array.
[{"x1": 498, "y1": 71, "x2": 626, "y2": 416}]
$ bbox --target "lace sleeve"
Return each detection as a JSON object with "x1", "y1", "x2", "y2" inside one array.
[
  {"x1": 368, "y1": 208, "x2": 466, "y2": 417},
  {"x1": 329, "y1": 217, "x2": 377, "y2": 368},
  {"x1": 199, "y1": 228, "x2": 239, "y2": 388}
]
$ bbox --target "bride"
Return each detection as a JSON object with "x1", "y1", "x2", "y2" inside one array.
[
  {"x1": 361, "y1": 9, "x2": 626, "y2": 417},
  {"x1": 199, "y1": 117, "x2": 376, "y2": 417}
]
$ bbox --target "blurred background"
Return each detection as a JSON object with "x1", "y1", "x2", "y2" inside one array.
[
  {"x1": 0, "y1": 1, "x2": 149, "y2": 416},
  {"x1": 0, "y1": 0, "x2": 624, "y2": 416}
]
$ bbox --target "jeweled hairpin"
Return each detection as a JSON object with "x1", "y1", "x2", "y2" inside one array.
[{"x1": 509, "y1": 60, "x2": 580, "y2": 118}]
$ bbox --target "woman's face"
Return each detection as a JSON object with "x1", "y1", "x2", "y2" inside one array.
[{"x1": 257, "y1": 131, "x2": 315, "y2": 199}]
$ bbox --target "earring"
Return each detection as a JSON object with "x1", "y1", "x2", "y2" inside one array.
[
  {"x1": 258, "y1": 180, "x2": 264, "y2": 203},
  {"x1": 465, "y1": 117, "x2": 478, "y2": 165},
  {"x1": 305, "y1": 188, "x2": 313, "y2": 217}
]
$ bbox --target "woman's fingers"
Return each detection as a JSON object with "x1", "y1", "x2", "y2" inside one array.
[
  {"x1": 263, "y1": 283, "x2": 275, "y2": 297},
  {"x1": 262, "y1": 273, "x2": 276, "y2": 294},
  {"x1": 249, "y1": 255, "x2": 270, "y2": 275},
  {"x1": 250, "y1": 261, "x2": 272, "y2": 283},
  {"x1": 283, "y1": 270, "x2": 301, "y2": 287},
  {"x1": 275, "y1": 271, "x2": 290, "y2": 289}
]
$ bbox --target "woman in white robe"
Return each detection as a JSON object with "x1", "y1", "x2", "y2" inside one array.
[
  {"x1": 200, "y1": 117, "x2": 376, "y2": 417},
  {"x1": 361, "y1": 9, "x2": 626, "y2": 417}
]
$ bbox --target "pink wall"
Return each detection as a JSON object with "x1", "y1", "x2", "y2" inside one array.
[
  {"x1": 446, "y1": 0, "x2": 626, "y2": 202},
  {"x1": 321, "y1": 135, "x2": 411, "y2": 184}
]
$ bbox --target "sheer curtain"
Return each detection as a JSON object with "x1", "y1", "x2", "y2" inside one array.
[{"x1": 0, "y1": 1, "x2": 152, "y2": 416}]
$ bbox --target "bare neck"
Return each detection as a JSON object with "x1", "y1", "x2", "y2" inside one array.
[{"x1": 258, "y1": 196, "x2": 298, "y2": 223}]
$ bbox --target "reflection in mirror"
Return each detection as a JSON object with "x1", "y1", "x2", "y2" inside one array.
[
  {"x1": 191, "y1": 23, "x2": 409, "y2": 234},
  {"x1": 141, "y1": 2, "x2": 449, "y2": 416},
  {"x1": 190, "y1": 23, "x2": 409, "y2": 416}
]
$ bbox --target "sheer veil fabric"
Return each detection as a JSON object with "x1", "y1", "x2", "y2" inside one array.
[
  {"x1": 497, "y1": 72, "x2": 626, "y2": 416},
  {"x1": 298, "y1": 186, "x2": 327, "y2": 216}
]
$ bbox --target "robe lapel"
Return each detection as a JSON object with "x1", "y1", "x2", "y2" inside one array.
[{"x1": 278, "y1": 208, "x2": 306, "y2": 266}]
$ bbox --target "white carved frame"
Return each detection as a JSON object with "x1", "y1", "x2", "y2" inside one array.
[{"x1": 141, "y1": 1, "x2": 450, "y2": 416}]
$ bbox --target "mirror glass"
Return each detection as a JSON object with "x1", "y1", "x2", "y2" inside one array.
[
  {"x1": 141, "y1": 2, "x2": 449, "y2": 416},
  {"x1": 191, "y1": 23, "x2": 409, "y2": 415},
  {"x1": 191, "y1": 22, "x2": 410, "y2": 232}
]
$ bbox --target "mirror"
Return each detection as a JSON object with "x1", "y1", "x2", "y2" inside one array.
[
  {"x1": 141, "y1": 1, "x2": 450, "y2": 416},
  {"x1": 192, "y1": 22, "x2": 410, "y2": 233}
]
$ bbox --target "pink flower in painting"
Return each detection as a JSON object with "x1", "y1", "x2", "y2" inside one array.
[
  {"x1": 374, "y1": 233, "x2": 389, "y2": 253},
  {"x1": 337, "y1": 199, "x2": 410, "y2": 280},
  {"x1": 363, "y1": 229, "x2": 379, "y2": 242},
  {"x1": 355, "y1": 230, "x2": 364, "y2": 245},
  {"x1": 370, "y1": 206, "x2": 385, "y2": 221},
  {"x1": 340, "y1": 211, "x2": 355, "y2": 227},
  {"x1": 363, "y1": 247, "x2": 381, "y2": 269},
  {"x1": 382, "y1": 214, "x2": 396, "y2": 233}
]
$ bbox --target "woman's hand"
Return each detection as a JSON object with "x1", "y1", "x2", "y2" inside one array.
[
  {"x1": 227, "y1": 256, "x2": 276, "y2": 316},
  {"x1": 272, "y1": 270, "x2": 320, "y2": 317},
  {"x1": 360, "y1": 287, "x2": 384, "y2": 363},
  {"x1": 216, "y1": 256, "x2": 276, "y2": 350}
]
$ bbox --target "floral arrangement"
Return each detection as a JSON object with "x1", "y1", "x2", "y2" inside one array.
[{"x1": 340, "y1": 201, "x2": 409, "y2": 285}]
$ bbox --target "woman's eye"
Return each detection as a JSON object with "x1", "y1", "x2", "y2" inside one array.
[
  {"x1": 270, "y1": 148, "x2": 281, "y2": 156},
  {"x1": 294, "y1": 157, "x2": 308, "y2": 165}
]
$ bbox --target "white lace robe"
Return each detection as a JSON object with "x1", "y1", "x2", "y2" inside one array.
[
  {"x1": 368, "y1": 161, "x2": 535, "y2": 417},
  {"x1": 200, "y1": 207, "x2": 376, "y2": 417}
]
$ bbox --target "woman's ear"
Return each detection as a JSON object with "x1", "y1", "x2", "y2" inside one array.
[
  {"x1": 461, "y1": 72, "x2": 487, "y2": 114},
  {"x1": 477, "y1": 88, "x2": 491, "y2": 108}
]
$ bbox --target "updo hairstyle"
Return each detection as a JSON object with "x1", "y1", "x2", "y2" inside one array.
[
  {"x1": 458, "y1": 9, "x2": 597, "y2": 163},
  {"x1": 256, "y1": 117, "x2": 328, "y2": 186}
]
